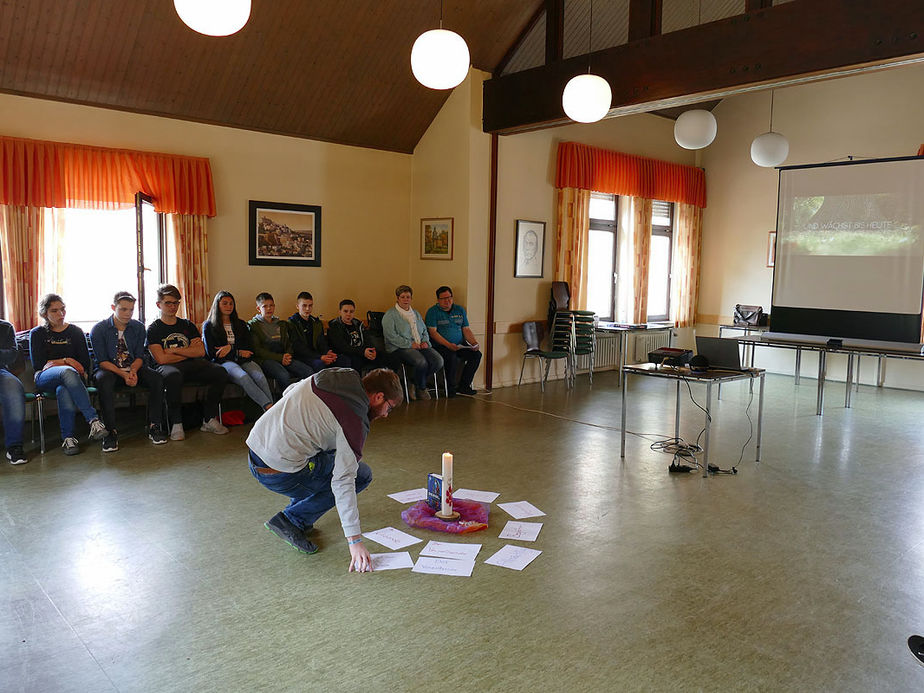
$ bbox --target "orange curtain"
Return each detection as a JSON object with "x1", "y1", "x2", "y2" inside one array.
[
  {"x1": 670, "y1": 203, "x2": 703, "y2": 328},
  {"x1": 168, "y1": 214, "x2": 210, "y2": 326},
  {"x1": 631, "y1": 198, "x2": 653, "y2": 323},
  {"x1": 554, "y1": 188, "x2": 591, "y2": 309},
  {"x1": 0, "y1": 136, "x2": 216, "y2": 216},
  {"x1": 0, "y1": 205, "x2": 44, "y2": 329},
  {"x1": 556, "y1": 142, "x2": 706, "y2": 208},
  {"x1": 917, "y1": 144, "x2": 924, "y2": 156}
]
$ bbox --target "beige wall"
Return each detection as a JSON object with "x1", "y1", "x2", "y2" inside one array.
[
  {"x1": 0, "y1": 92, "x2": 412, "y2": 323},
  {"x1": 699, "y1": 62, "x2": 924, "y2": 389}
]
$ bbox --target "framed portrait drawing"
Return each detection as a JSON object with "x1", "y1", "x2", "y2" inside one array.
[
  {"x1": 420, "y1": 217, "x2": 453, "y2": 260},
  {"x1": 767, "y1": 231, "x2": 777, "y2": 268},
  {"x1": 249, "y1": 200, "x2": 321, "y2": 267},
  {"x1": 514, "y1": 219, "x2": 545, "y2": 278}
]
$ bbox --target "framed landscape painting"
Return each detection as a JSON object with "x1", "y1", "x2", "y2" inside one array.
[
  {"x1": 420, "y1": 217, "x2": 453, "y2": 260},
  {"x1": 249, "y1": 200, "x2": 322, "y2": 267}
]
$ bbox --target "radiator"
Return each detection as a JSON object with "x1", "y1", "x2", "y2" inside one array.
[
  {"x1": 575, "y1": 332, "x2": 620, "y2": 371},
  {"x1": 633, "y1": 330, "x2": 672, "y2": 362}
]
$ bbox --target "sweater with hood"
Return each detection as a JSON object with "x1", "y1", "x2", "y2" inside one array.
[{"x1": 245, "y1": 368, "x2": 370, "y2": 537}]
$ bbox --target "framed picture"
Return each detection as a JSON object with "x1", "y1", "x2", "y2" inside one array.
[
  {"x1": 420, "y1": 217, "x2": 453, "y2": 260},
  {"x1": 767, "y1": 231, "x2": 777, "y2": 268},
  {"x1": 514, "y1": 219, "x2": 545, "y2": 278},
  {"x1": 249, "y1": 200, "x2": 321, "y2": 267}
]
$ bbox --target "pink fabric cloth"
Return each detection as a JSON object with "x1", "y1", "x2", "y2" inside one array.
[{"x1": 401, "y1": 499, "x2": 489, "y2": 534}]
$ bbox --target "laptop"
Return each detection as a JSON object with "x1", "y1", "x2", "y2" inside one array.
[{"x1": 695, "y1": 336, "x2": 748, "y2": 371}]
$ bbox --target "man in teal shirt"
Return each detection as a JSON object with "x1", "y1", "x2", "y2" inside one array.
[{"x1": 424, "y1": 286, "x2": 481, "y2": 396}]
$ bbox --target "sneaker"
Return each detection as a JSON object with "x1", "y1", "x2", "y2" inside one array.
[
  {"x1": 406, "y1": 383, "x2": 417, "y2": 401},
  {"x1": 148, "y1": 424, "x2": 168, "y2": 445},
  {"x1": 170, "y1": 423, "x2": 185, "y2": 441},
  {"x1": 200, "y1": 417, "x2": 229, "y2": 435},
  {"x1": 909, "y1": 635, "x2": 924, "y2": 667},
  {"x1": 88, "y1": 419, "x2": 108, "y2": 441},
  {"x1": 5, "y1": 446, "x2": 27, "y2": 465},
  {"x1": 102, "y1": 431, "x2": 119, "y2": 453},
  {"x1": 264, "y1": 512, "x2": 318, "y2": 554},
  {"x1": 457, "y1": 385, "x2": 477, "y2": 396},
  {"x1": 62, "y1": 437, "x2": 80, "y2": 456},
  {"x1": 417, "y1": 387, "x2": 431, "y2": 401}
]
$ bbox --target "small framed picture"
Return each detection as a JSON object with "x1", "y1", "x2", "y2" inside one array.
[
  {"x1": 767, "y1": 231, "x2": 777, "y2": 268},
  {"x1": 420, "y1": 218, "x2": 454, "y2": 260},
  {"x1": 515, "y1": 219, "x2": 545, "y2": 278},
  {"x1": 249, "y1": 200, "x2": 321, "y2": 267}
]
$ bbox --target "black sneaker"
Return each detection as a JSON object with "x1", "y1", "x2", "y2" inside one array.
[
  {"x1": 148, "y1": 424, "x2": 168, "y2": 445},
  {"x1": 62, "y1": 437, "x2": 80, "y2": 456},
  {"x1": 264, "y1": 512, "x2": 318, "y2": 554},
  {"x1": 457, "y1": 385, "x2": 477, "y2": 395},
  {"x1": 102, "y1": 431, "x2": 119, "y2": 453},
  {"x1": 909, "y1": 635, "x2": 924, "y2": 666},
  {"x1": 5, "y1": 446, "x2": 27, "y2": 465}
]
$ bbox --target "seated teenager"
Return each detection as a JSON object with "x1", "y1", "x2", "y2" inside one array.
[
  {"x1": 146, "y1": 284, "x2": 229, "y2": 440},
  {"x1": 327, "y1": 299, "x2": 383, "y2": 373},
  {"x1": 90, "y1": 291, "x2": 169, "y2": 452},
  {"x1": 248, "y1": 292, "x2": 313, "y2": 390},
  {"x1": 382, "y1": 284, "x2": 443, "y2": 401},
  {"x1": 425, "y1": 285, "x2": 482, "y2": 396},
  {"x1": 29, "y1": 294, "x2": 107, "y2": 455},
  {"x1": 1, "y1": 318, "x2": 28, "y2": 465},
  {"x1": 202, "y1": 290, "x2": 273, "y2": 412},
  {"x1": 288, "y1": 291, "x2": 342, "y2": 371}
]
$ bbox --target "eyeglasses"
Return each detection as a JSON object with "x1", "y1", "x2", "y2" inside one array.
[
  {"x1": 385, "y1": 400, "x2": 398, "y2": 414},
  {"x1": 161, "y1": 300, "x2": 181, "y2": 307}
]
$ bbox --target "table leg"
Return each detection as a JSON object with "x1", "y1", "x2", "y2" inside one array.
[
  {"x1": 877, "y1": 356, "x2": 886, "y2": 388},
  {"x1": 616, "y1": 332, "x2": 627, "y2": 387},
  {"x1": 756, "y1": 373, "x2": 765, "y2": 462},
  {"x1": 620, "y1": 369, "x2": 627, "y2": 458},
  {"x1": 674, "y1": 380, "x2": 681, "y2": 441},
  {"x1": 703, "y1": 382, "x2": 712, "y2": 478},
  {"x1": 845, "y1": 353, "x2": 854, "y2": 408},
  {"x1": 816, "y1": 350, "x2": 826, "y2": 416},
  {"x1": 795, "y1": 348, "x2": 802, "y2": 385},
  {"x1": 855, "y1": 355, "x2": 861, "y2": 392}
]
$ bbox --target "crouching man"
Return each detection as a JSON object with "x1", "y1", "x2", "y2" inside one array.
[{"x1": 246, "y1": 368, "x2": 402, "y2": 572}]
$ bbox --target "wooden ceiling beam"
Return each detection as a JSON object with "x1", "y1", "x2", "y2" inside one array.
[
  {"x1": 545, "y1": 0, "x2": 564, "y2": 64},
  {"x1": 628, "y1": 0, "x2": 661, "y2": 42},
  {"x1": 483, "y1": 0, "x2": 924, "y2": 134}
]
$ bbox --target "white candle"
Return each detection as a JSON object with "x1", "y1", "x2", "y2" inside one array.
[{"x1": 441, "y1": 452, "x2": 453, "y2": 515}]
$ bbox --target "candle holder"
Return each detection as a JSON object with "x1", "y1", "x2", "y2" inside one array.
[{"x1": 434, "y1": 509, "x2": 460, "y2": 521}]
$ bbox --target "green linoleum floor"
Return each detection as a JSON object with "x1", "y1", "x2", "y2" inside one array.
[{"x1": 2, "y1": 371, "x2": 924, "y2": 692}]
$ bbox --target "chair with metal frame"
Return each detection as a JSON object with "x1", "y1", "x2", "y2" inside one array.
[{"x1": 518, "y1": 320, "x2": 570, "y2": 392}]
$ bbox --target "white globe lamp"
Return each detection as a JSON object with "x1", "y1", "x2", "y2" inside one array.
[
  {"x1": 411, "y1": 29, "x2": 470, "y2": 90},
  {"x1": 174, "y1": 0, "x2": 251, "y2": 36},
  {"x1": 674, "y1": 109, "x2": 717, "y2": 150},
  {"x1": 750, "y1": 131, "x2": 789, "y2": 167},
  {"x1": 562, "y1": 73, "x2": 612, "y2": 123}
]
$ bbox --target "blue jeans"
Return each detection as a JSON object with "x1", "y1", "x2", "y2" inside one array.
[
  {"x1": 0, "y1": 369, "x2": 25, "y2": 447},
  {"x1": 222, "y1": 360, "x2": 273, "y2": 409},
  {"x1": 34, "y1": 366, "x2": 99, "y2": 439},
  {"x1": 260, "y1": 358, "x2": 314, "y2": 390},
  {"x1": 391, "y1": 347, "x2": 444, "y2": 388},
  {"x1": 249, "y1": 449, "x2": 373, "y2": 531},
  {"x1": 308, "y1": 354, "x2": 350, "y2": 372}
]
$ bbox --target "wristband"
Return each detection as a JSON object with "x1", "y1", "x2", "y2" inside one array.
[{"x1": 347, "y1": 537, "x2": 363, "y2": 545}]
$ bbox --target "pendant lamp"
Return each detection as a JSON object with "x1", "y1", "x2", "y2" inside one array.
[
  {"x1": 174, "y1": 0, "x2": 251, "y2": 37},
  {"x1": 751, "y1": 91, "x2": 789, "y2": 168},
  {"x1": 411, "y1": 1, "x2": 470, "y2": 90},
  {"x1": 674, "y1": 109, "x2": 717, "y2": 150},
  {"x1": 562, "y1": 0, "x2": 611, "y2": 123}
]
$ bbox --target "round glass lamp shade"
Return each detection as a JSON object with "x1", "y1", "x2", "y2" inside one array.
[
  {"x1": 411, "y1": 29, "x2": 471, "y2": 90},
  {"x1": 174, "y1": 0, "x2": 251, "y2": 36},
  {"x1": 561, "y1": 74, "x2": 612, "y2": 123},
  {"x1": 674, "y1": 109, "x2": 717, "y2": 150},
  {"x1": 750, "y1": 131, "x2": 790, "y2": 167}
]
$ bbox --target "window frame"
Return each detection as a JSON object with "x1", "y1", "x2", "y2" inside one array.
[
  {"x1": 588, "y1": 193, "x2": 619, "y2": 321},
  {"x1": 647, "y1": 200, "x2": 674, "y2": 323}
]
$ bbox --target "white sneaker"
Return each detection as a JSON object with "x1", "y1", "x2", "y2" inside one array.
[
  {"x1": 88, "y1": 419, "x2": 108, "y2": 441},
  {"x1": 200, "y1": 417, "x2": 229, "y2": 435},
  {"x1": 170, "y1": 423, "x2": 186, "y2": 441}
]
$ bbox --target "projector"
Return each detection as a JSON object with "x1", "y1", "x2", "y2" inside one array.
[{"x1": 648, "y1": 347, "x2": 692, "y2": 366}]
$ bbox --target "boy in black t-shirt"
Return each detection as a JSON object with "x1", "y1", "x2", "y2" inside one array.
[
  {"x1": 327, "y1": 299, "x2": 383, "y2": 373},
  {"x1": 146, "y1": 284, "x2": 230, "y2": 440}
]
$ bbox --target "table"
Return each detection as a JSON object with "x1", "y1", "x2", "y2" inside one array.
[
  {"x1": 620, "y1": 363, "x2": 766, "y2": 477},
  {"x1": 596, "y1": 323, "x2": 674, "y2": 386}
]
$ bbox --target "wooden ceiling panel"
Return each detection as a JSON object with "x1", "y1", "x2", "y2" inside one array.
[{"x1": 0, "y1": 0, "x2": 542, "y2": 153}]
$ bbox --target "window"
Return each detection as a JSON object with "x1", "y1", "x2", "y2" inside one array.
[
  {"x1": 42, "y1": 194, "x2": 167, "y2": 330},
  {"x1": 586, "y1": 192, "x2": 618, "y2": 321},
  {"x1": 647, "y1": 200, "x2": 673, "y2": 322}
]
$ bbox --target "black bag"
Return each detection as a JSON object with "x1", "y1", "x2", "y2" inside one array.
[{"x1": 733, "y1": 304, "x2": 764, "y2": 327}]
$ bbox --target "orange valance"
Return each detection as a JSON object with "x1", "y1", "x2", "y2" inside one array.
[
  {"x1": 555, "y1": 141, "x2": 707, "y2": 208},
  {"x1": 0, "y1": 136, "x2": 216, "y2": 216}
]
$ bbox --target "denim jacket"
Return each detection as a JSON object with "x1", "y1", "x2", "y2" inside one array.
[{"x1": 90, "y1": 316, "x2": 147, "y2": 370}]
